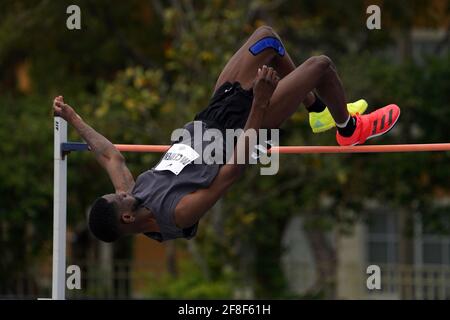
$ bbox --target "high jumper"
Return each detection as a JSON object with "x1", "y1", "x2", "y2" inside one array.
[{"x1": 53, "y1": 26, "x2": 400, "y2": 243}]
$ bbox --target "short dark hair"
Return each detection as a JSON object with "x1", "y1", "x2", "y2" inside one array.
[{"x1": 88, "y1": 197, "x2": 121, "y2": 242}]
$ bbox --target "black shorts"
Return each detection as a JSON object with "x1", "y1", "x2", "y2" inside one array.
[{"x1": 194, "y1": 81, "x2": 254, "y2": 131}]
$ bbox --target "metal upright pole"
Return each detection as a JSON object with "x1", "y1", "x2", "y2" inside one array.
[{"x1": 52, "y1": 117, "x2": 67, "y2": 300}]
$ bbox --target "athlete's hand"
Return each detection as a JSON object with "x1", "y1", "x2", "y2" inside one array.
[
  {"x1": 53, "y1": 96, "x2": 81, "y2": 123},
  {"x1": 252, "y1": 65, "x2": 280, "y2": 108}
]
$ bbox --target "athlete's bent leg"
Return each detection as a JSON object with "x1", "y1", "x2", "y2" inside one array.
[
  {"x1": 263, "y1": 55, "x2": 348, "y2": 128},
  {"x1": 215, "y1": 26, "x2": 296, "y2": 91}
]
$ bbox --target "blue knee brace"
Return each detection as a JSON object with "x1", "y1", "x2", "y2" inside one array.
[{"x1": 249, "y1": 37, "x2": 285, "y2": 57}]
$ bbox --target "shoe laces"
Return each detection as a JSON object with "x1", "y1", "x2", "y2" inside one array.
[{"x1": 353, "y1": 112, "x2": 362, "y2": 121}]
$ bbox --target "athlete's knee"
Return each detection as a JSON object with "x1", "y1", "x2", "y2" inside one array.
[
  {"x1": 306, "y1": 55, "x2": 333, "y2": 72},
  {"x1": 249, "y1": 26, "x2": 285, "y2": 57}
]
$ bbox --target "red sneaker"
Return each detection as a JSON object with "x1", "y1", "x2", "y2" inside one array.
[{"x1": 336, "y1": 104, "x2": 400, "y2": 146}]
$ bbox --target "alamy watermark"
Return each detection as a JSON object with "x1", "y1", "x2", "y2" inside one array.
[
  {"x1": 168, "y1": 121, "x2": 280, "y2": 175},
  {"x1": 366, "y1": 264, "x2": 381, "y2": 290},
  {"x1": 366, "y1": 5, "x2": 381, "y2": 30},
  {"x1": 66, "y1": 5, "x2": 81, "y2": 30},
  {"x1": 66, "y1": 5, "x2": 382, "y2": 31},
  {"x1": 66, "y1": 264, "x2": 81, "y2": 290}
]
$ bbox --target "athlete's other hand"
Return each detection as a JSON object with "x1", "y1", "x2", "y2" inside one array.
[
  {"x1": 53, "y1": 96, "x2": 81, "y2": 122},
  {"x1": 253, "y1": 65, "x2": 280, "y2": 108}
]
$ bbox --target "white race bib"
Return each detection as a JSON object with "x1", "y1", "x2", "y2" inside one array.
[{"x1": 154, "y1": 143, "x2": 200, "y2": 175}]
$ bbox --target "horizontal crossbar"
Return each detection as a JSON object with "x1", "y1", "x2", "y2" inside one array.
[{"x1": 61, "y1": 142, "x2": 450, "y2": 154}]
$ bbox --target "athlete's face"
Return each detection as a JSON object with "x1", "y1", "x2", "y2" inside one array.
[{"x1": 102, "y1": 192, "x2": 137, "y2": 216}]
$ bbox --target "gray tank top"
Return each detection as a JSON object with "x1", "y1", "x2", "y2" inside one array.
[{"x1": 131, "y1": 121, "x2": 221, "y2": 242}]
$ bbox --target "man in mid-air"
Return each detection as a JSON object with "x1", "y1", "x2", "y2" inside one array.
[{"x1": 53, "y1": 26, "x2": 400, "y2": 243}]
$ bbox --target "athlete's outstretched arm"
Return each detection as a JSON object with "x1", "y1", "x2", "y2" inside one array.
[
  {"x1": 174, "y1": 66, "x2": 279, "y2": 228},
  {"x1": 53, "y1": 96, "x2": 135, "y2": 192}
]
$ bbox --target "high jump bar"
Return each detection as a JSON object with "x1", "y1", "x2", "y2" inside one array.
[{"x1": 62, "y1": 142, "x2": 450, "y2": 154}]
